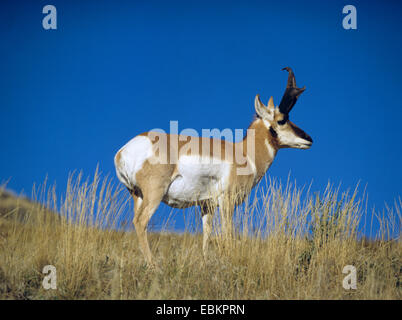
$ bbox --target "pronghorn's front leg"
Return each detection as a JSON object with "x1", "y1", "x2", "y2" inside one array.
[
  {"x1": 200, "y1": 203, "x2": 215, "y2": 257},
  {"x1": 218, "y1": 194, "x2": 236, "y2": 238}
]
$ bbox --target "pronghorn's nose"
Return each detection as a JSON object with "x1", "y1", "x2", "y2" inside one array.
[
  {"x1": 289, "y1": 121, "x2": 312, "y2": 144},
  {"x1": 299, "y1": 128, "x2": 313, "y2": 143}
]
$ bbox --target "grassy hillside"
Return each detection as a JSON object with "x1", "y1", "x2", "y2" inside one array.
[{"x1": 0, "y1": 172, "x2": 400, "y2": 299}]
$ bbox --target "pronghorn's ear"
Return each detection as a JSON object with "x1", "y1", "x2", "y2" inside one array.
[
  {"x1": 267, "y1": 96, "x2": 275, "y2": 111},
  {"x1": 255, "y1": 94, "x2": 273, "y2": 120}
]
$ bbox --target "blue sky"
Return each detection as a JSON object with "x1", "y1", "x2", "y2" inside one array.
[{"x1": 0, "y1": 0, "x2": 401, "y2": 236}]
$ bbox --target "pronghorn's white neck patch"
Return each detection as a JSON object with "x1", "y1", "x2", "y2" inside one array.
[
  {"x1": 261, "y1": 119, "x2": 276, "y2": 158},
  {"x1": 246, "y1": 154, "x2": 257, "y2": 177},
  {"x1": 265, "y1": 139, "x2": 275, "y2": 159},
  {"x1": 262, "y1": 119, "x2": 271, "y2": 129}
]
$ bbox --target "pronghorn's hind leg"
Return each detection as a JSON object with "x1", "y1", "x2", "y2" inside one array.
[
  {"x1": 131, "y1": 173, "x2": 172, "y2": 267},
  {"x1": 132, "y1": 192, "x2": 163, "y2": 267}
]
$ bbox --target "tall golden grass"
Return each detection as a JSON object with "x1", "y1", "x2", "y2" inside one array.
[{"x1": 0, "y1": 168, "x2": 400, "y2": 299}]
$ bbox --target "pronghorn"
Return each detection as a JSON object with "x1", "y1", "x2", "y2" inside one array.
[{"x1": 114, "y1": 67, "x2": 313, "y2": 265}]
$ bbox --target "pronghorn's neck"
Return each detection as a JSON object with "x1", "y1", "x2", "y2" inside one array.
[{"x1": 241, "y1": 117, "x2": 279, "y2": 183}]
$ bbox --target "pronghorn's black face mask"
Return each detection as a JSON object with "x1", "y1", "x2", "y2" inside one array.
[{"x1": 254, "y1": 67, "x2": 313, "y2": 149}]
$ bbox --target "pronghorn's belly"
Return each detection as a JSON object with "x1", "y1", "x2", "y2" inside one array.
[{"x1": 163, "y1": 155, "x2": 231, "y2": 208}]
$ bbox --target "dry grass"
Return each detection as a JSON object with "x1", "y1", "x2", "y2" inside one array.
[{"x1": 0, "y1": 169, "x2": 400, "y2": 300}]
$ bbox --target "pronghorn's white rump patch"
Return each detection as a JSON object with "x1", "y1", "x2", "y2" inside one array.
[
  {"x1": 163, "y1": 155, "x2": 231, "y2": 207},
  {"x1": 114, "y1": 135, "x2": 153, "y2": 189}
]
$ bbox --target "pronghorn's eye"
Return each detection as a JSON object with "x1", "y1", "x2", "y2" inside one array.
[{"x1": 277, "y1": 114, "x2": 289, "y2": 125}]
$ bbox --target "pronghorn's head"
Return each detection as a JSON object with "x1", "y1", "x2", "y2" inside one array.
[{"x1": 254, "y1": 67, "x2": 313, "y2": 149}]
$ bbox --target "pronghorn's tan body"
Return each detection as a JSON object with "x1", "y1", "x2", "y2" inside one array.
[{"x1": 114, "y1": 68, "x2": 313, "y2": 265}]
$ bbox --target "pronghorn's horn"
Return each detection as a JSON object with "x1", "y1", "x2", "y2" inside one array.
[{"x1": 278, "y1": 67, "x2": 306, "y2": 115}]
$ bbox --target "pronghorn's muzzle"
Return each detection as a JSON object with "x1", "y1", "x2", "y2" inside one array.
[{"x1": 289, "y1": 121, "x2": 313, "y2": 146}]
